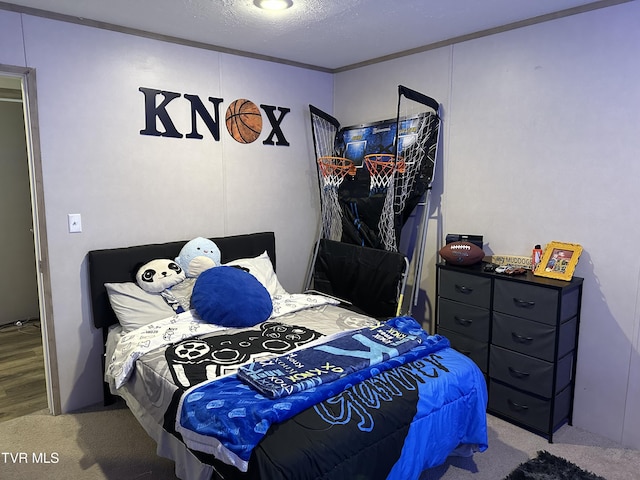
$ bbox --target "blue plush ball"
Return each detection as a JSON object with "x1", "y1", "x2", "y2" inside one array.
[{"x1": 191, "y1": 266, "x2": 273, "y2": 328}]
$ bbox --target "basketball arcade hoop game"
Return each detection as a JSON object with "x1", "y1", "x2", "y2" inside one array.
[{"x1": 306, "y1": 86, "x2": 442, "y2": 316}]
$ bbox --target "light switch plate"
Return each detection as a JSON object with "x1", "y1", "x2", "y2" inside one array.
[{"x1": 68, "y1": 213, "x2": 82, "y2": 233}]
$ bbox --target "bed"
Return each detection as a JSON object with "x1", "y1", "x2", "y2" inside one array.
[{"x1": 88, "y1": 231, "x2": 488, "y2": 480}]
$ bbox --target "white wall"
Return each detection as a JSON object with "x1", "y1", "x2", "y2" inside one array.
[
  {"x1": 0, "y1": 9, "x2": 25, "y2": 66},
  {"x1": 1, "y1": 10, "x2": 332, "y2": 412},
  {"x1": 334, "y1": 1, "x2": 640, "y2": 447}
]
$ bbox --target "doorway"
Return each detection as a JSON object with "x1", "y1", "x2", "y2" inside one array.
[{"x1": 0, "y1": 66, "x2": 59, "y2": 419}]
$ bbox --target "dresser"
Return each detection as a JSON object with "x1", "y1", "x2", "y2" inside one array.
[{"x1": 435, "y1": 263, "x2": 583, "y2": 442}]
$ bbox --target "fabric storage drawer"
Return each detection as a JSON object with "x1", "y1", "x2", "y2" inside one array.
[
  {"x1": 438, "y1": 270, "x2": 491, "y2": 309},
  {"x1": 489, "y1": 380, "x2": 572, "y2": 433},
  {"x1": 489, "y1": 346, "x2": 573, "y2": 398},
  {"x1": 493, "y1": 280, "x2": 558, "y2": 325},
  {"x1": 438, "y1": 298, "x2": 490, "y2": 341},
  {"x1": 439, "y1": 327, "x2": 488, "y2": 373},
  {"x1": 493, "y1": 313, "x2": 577, "y2": 362},
  {"x1": 492, "y1": 312, "x2": 556, "y2": 361}
]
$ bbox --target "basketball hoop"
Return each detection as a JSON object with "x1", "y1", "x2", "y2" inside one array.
[
  {"x1": 318, "y1": 156, "x2": 356, "y2": 189},
  {"x1": 364, "y1": 154, "x2": 406, "y2": 193}
]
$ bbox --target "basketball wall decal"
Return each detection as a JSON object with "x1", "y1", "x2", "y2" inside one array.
[{"x1": 225, "y1": 99, "x2": 263, "y2": 144}]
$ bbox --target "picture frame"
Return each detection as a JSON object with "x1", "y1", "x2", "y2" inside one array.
[{"x1": 533, "y1": 241, "x2": 583, "y2": 281}]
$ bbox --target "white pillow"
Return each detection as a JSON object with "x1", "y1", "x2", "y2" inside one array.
[
  {"x1": 105, "y1": 282, "x2": 175, "y2": 333},
  {"x1": 224, "y1": 251, "x2": 288, "y2": 297}
]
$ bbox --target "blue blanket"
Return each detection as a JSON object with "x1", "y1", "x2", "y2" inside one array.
[
  {"x1": 175, "y1": 317, "x2": 450, "y2": 471},
  {"x1": 236, "y1": 321, "x2": 423, "y2": 398}
]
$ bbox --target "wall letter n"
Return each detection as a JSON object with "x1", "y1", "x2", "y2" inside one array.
[{"x1": 139, "y1": 87, "x2": 183, "y2": 138}]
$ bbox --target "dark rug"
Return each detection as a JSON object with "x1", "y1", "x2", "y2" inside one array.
[{"x1": 504, "y1": 450, "x2": 606, "y2": 480}]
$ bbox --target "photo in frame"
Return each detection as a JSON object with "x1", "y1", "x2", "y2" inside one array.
[{"x1": 534, "y1": 241, "x2": 583, "y2": 281}]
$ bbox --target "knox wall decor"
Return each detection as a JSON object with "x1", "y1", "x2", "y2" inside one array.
[{"x1": 139, "y1": 87, "x2": 291, "y2": 146}]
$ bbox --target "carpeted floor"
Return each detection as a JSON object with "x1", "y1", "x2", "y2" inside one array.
[{"x1": 0, "y1": 403, "x2": 177, "y2": 480}]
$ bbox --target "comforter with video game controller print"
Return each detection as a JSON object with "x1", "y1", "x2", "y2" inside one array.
[{"x1": 176, "y1": 316, "x2": 446, "y2": 472}]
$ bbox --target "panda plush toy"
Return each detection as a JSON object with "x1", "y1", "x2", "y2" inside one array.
[{"x1": 135, "y1": 259, "x2": 186, "y2": 293}]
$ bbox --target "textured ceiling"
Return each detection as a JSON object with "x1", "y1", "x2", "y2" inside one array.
[{"x1": 0, "y1": 0, "x2": 626, "y2": 71}]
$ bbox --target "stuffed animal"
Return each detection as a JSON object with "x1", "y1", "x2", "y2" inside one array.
[
  {"x1": 136, "y1": 259, "x2": 186, "y2": 293},
  {"x1": 175, "y1": 237, "x2": 221, "y2": 277}
]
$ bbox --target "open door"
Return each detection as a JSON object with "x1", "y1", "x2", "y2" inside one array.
[{"x1": 0, "y1": 66, "x2": 59, "y2": 416}]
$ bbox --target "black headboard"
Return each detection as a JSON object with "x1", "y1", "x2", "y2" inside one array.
[{"x1": 88, "y1": 232, "x2": 276, "y2": 330}]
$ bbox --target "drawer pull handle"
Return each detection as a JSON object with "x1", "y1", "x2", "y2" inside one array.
[
  {"x1": 454, "y1": 316, "x2": 473, "y2": 326},
  {"x1": 454, "y1": 284, "x2": 473, "y2": 295},
  {"x1": 513, "y1": 297, "x2": 535, "y2": 309},
  {"x1": 459, "y1": 349, "x2": 472, "y2": 356},
  {"x1": 507, "y1": 399, "x2": 529, "y2": 412},
  {"x1": 508, "y1": 367, "x2": 530, "y2": 379},
  {"x1": 511, "y1": 332, "x2": 533, "y2": 344}
]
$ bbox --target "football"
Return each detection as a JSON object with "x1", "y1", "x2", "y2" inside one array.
[{"x1": 439, "y1": 241, "x2": 485, "y2": 266}]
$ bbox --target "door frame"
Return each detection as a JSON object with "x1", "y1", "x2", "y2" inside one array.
[{"x1": 1, "y1": 63, "x2": 60, "y2": 415}]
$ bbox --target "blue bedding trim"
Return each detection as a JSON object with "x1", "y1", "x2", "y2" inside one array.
[
  {"x1": 176, "y1": 317, "x2": 450, "y2": 467},
  {"x1": 237, "y1": 320, "x2": 423, "y2": 398},
  {"x1": 385, "y1": 350, "x2": 489, "y2": 479}
]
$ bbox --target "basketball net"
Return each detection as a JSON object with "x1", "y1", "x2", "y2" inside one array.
[
  {"x1": 310, "y1": 106, "x2": 346, "y2": 242},
  {"x1": 379, "y1": 106, "x2": 440, "y2": 252},
  {"x1": 317, "y1": 156, "x2": 354, "y2": 241},
  {"x1": 319, "y1": 156, "x2": 355, "y2": 189},
  {"x1": 364, "y1": 154, "x2": 406, "y2": 195}
]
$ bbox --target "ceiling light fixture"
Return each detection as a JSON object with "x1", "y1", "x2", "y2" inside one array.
[{"x1": 253, "y1": 0, "x2": 293, "y2": 11}]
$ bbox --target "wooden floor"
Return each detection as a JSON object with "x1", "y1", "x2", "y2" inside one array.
[{"x1": 0, "y1": 321, "x2": 48, "y2": 423}]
